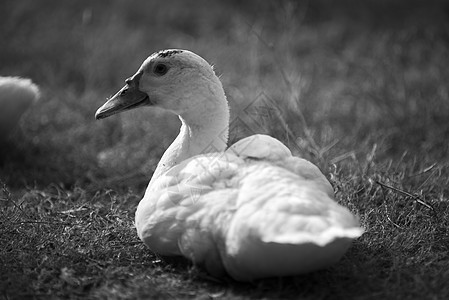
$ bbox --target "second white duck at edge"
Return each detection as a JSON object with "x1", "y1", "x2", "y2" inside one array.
[{"x1": 95, "y1": 49, "x2": 364, "y2": 281}]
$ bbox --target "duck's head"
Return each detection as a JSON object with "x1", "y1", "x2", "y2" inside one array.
[{"x1": 95, "y1": 49, "x2": 225, "y2": 120}]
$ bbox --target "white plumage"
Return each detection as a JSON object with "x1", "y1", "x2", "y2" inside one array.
[
  {"x1": 95, "y1": 49, "x2": 363, "y2": 281},
  {"x1": 0, "y1": 76, "x2": 40, "y2": 140}
]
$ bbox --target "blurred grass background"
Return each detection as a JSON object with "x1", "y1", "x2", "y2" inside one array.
[
  {"x1": 1, "y1": 0, "x2": 449, "y2": 299},
  {"x1": 1, "y1": 0, "x2": 448, "y2": 189}
]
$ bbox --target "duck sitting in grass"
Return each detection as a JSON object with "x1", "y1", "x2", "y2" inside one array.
[
  {"x1": 95, "y1": 49, "x2": 363, "y2": 281},
  {"x1": 0, "y1": 76, "x2": 40, "y2": 141}
]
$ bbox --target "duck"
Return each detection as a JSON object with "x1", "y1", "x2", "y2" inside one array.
[
  {"x1": 0, "y1": 76, "x2": 40, "y2": 141},
  {"x1": 95, "y1": 49, "x2": 363, "y2": 281}
]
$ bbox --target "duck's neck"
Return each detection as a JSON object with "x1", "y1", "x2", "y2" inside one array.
[{"x1": 150, "y1": 92, "x2": 230, "y2": 184}]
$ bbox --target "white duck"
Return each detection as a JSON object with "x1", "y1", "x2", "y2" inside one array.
[
  {"x1": 95, "y1": 49, "x2": 363, "y2": 281},
  {"x1": 0, "y1": 76, "x2": 40, "y2": 140}
]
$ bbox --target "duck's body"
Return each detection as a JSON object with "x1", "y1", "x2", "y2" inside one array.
[
  {"x1": 95, "y1": 49, "x2": 363, "y2": 281},
  {"x1": 0, "y1": 76, "x2": 40, "y2": 140},
  {"x1": 136, "y1": 135, "x2": 361, "y2": 281}
]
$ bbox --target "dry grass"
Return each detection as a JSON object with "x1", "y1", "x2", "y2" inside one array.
[{"x1": 1, "y1": 0, "x2": 448, "y2": 299}]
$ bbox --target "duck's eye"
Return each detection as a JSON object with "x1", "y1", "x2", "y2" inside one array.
[{"x1": 153, "y1": 63, "x2": 168, "y2": 76}]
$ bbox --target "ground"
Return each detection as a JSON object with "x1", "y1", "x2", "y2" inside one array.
[{"x1": 1, "y1": 0, "x2": 448, "y2": 299}]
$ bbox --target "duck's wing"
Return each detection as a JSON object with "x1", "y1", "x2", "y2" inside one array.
[{"x1": 224, "y1": 160, "x2": 363, "y2": 279}]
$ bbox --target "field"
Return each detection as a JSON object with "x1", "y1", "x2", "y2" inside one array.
[{"x1": 1, "y1": 0, "x2": 449, "y2": 299}]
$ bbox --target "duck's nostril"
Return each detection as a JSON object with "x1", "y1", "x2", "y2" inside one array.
[
  {"x1": 120, "y1": 88, "x2": 128, "y2": 96},
  {"x1": 125, "y1": 78, "x2": 132, "y2": 85}
]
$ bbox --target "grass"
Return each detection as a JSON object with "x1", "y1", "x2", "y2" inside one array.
[{"x1": 1, "y1": 0, "x2": 449, "y2": 298}]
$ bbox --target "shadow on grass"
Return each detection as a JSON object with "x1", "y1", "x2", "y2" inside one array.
[
  {"x1": 208, "y1": 240, "x2": 390, "y2": 299},
  {"x1": 136, "y1": 239, "x2": 394, "y2": 299}
]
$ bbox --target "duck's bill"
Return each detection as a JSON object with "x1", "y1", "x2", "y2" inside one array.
[{"x1": 95, "y1": 85, "x2": 151, "y2": 120}]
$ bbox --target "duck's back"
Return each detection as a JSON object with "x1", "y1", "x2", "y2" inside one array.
[{"x1": 135, "y1": 135, "x2": 363, "y2": 281}]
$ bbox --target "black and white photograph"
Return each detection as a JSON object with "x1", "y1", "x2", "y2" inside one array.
[{"x1": 1, "y1": 0, "x2": 447, "y2": 299}]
